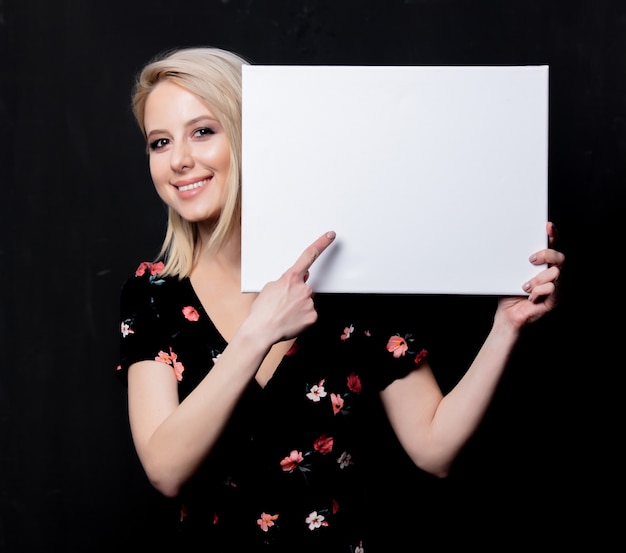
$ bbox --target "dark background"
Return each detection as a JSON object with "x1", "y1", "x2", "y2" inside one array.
[{"x1": 1, "y1": 0, "x2": 622, "y2": 551}]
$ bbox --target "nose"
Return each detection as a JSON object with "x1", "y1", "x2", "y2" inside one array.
[{"x1": 170, "y1": 139, "x2": 194, "y2": 172}]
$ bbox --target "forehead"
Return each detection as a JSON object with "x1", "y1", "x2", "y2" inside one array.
[{"x1": 144, "y1": 81, "x2": 216, "y2": 126}]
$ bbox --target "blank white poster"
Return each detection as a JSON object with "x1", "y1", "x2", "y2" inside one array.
[{"x1": 241, "y1": 64, "x2": 548, "y2": 295}]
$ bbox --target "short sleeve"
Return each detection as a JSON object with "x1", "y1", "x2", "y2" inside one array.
[
  {"x1": 364, "y1": 294, "x2": 439, "y2": 391},
  {"x1": 315, "y1": 293, "x2": 430, "y2": 392},
  {"x1": 117, "y1": 267, "x2": 173, "y2": 384},
  {"x1": 356, "y1": 315, "x2": 429, "y2": 392}
]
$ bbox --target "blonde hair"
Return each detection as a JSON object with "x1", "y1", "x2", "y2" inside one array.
[{"x1": 132, "y1": 47, "x2": 249, "y2": 278}]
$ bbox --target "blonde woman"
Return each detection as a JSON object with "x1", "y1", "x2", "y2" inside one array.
[{"x1": 118, "y1": 46, "x2": 564, "y2": 551}]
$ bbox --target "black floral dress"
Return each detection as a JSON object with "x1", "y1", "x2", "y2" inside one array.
[{"x1": 118, "y1": 261, "x2": 429, "y2": 552}]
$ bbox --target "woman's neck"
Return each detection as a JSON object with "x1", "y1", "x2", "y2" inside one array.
[{"x1": 196, "y1": 226, "x2": 242, "y2": 280}]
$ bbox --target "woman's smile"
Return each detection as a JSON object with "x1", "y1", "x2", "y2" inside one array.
[{"x1": 175, "y1": 177, "x2": 211, "y2": 193}]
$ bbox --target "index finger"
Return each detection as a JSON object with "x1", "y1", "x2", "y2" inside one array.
[{"x1": 291, "y1": 231, "x2": 336, "y2": 278}]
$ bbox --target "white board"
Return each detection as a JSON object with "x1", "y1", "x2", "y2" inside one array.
[{"x1": 241, "y1": 64, "x2": 548, "y2": 295}]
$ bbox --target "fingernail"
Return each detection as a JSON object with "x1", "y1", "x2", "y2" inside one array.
[
  {"x1": 529, "y1": 254, "x2": 537, "y2": 262},
  {"x1": 523, "y1": 282, "x2": 531, "y2": 291},
  {"x1": 327, "y1": 231, "x2": 336, "y2": 240}
]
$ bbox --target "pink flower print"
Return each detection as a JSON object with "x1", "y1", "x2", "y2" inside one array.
[
  {"x1": 182, "y1": 306, "x2": 199, "y2": 322},
  {"x1": 305, "y1": 511, "x2": 328, "y2": 531},
  {"x1": 330, "y1": 393, "x2": 344, "y2": 415},
  {"x1": 340, "y1": 324, "x2": 354, "y2": 341},
  {"x1": 346, "y1": 373, "x2": 362, "y2": 393},
  {"x1": 337, "y1": 451, "x2": 353, "y2": 469},
  {"x1": 150, "y1": 261, "x2": 164, "y2": 275},
  {"x1": 120, "y1": 321, "x2": 134, "y2": 338},
  {"x1": 386, "y1": 335, "x2": 408, "y2": 358},
  {"x1": 213, "y1": 512, "x2": 219, "y2": 525},
  {"x1": 172, "y1": 360, "x2": 184, "y2": 382},
  {"x1": 135, "y1": 260, "x2": 164, "y2": 277},
  {"x1": 155, "y1": 350, "x2": 173, "y2": 364},
  {"x1": 364, "y1": 329, "x2": 371, "y2": 337},
  {"x1": 306, "y1": 379, "x2": 327, "y2": 402},
  {"x1": 280, "y1": 450, "x2": 304, "y2": 472},
  {"x1": 313, "y1": 434, "x2": 334, "y2": 454},
  {"x1": 180, "y1": 504, "x2": 188, "y2": 522},
  {"x1": 414, "y1": 348, "x2": 428, "y2": 365},
  {"x1": 332, "y1": 499, "x2": 339, "y2": 514},
  {"x1": 285, "y1": 341, "x2": 299, "y2": 356},
  {"x1": 355, "y1": 541, "x2": 364, "y2": 553},
  {"x1": 135, "y1": 262, "x2": 150, "y2": 277},
  {"x1": 155, "y1": 348, "x2": 185, "y2": 382},
  {"x1": 257, "y1": 512, "x2": 279, "y2": 532}
]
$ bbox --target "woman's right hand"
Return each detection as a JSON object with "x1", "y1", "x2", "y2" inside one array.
[{"x1": 245, "y1": 231, "x2": 336, "y2": 345}]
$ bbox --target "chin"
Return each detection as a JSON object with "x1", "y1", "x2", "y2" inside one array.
[{"x1": 180, "y1": 210, "x2": 221, "y2": 225}]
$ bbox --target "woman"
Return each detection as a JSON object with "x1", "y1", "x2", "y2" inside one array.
[{"x1": 118, "y1": 46, "x2": 564, "y2": 551}]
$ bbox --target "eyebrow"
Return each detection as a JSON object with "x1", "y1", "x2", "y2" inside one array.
[{"x1": 146, "y1": 115, "x2": 220, "y2": 140}]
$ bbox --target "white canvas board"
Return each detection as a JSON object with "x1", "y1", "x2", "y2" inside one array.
[{"x1": 241, "y1": 64, "x2": 548, "y2": 295}]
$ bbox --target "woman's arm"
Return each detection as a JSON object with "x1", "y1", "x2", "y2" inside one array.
[
  {"x1": 127, "y1": 323, "x2": 272, "y2": 497},
  {"x1": 381, "y1": 222, "x2": 564, "y2": 478},
  {"x1": 127, "y1": 231, "x2": 336, "y2": 497}
]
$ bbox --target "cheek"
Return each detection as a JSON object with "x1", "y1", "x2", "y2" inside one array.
[
  {"x1": 148, "y1": 157, "x2": 172, "y2": 201},
  {"x1": 202, "y1": 136, "x2": 231, "y2": 172},
  {"x1": 149, "y1": 156, "x2": 169, "y2": 186}
]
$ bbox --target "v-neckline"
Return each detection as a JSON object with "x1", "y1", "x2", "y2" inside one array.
[{"x1": 184, "y1": 277, "x2": 295, "y2": 389}]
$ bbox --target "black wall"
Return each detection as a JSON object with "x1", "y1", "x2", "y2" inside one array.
[{"x1": 1, "y1": 0, "x2": 622, "y2": 551}]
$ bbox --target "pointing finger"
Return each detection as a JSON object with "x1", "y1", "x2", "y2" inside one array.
[{"x1": 290, "y1": 231, "x2": 336, "y2": 279}]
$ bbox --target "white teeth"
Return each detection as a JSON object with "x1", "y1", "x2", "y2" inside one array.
[{"x1": 178, "y1": 179, "x2": 207, "y2": 192}]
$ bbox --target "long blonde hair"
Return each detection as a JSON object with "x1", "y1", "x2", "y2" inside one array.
[{"x1": 132, "y1": 47, "x2": 248, "y2": 278}]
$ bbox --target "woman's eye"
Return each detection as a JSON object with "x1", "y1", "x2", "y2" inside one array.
[
  {"x1": 148, "y1": 138, "x2": 169, "y2": 151},
  {"x1": 195, "y1": 127, "x2": 216, "y2": 138}
]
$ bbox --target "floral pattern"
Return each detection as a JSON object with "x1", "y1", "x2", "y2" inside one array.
[
  {"x1": 154, "y1": 347, "x2": 185, "y2": 382},
  {"x1": 118, "y1": 261, "x2": 428, "y2": 551},
  {"x1": 257, "y1": 512, "x2": 279, "y2": 532}
]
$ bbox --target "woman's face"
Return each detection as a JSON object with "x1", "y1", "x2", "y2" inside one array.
[{"x1": 143, "y1": 81, "x2": 231, "y2": 224}]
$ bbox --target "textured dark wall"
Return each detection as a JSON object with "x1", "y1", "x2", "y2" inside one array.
[{"x1": 1, "y1": 0, "x2": 622, "y2": 551}]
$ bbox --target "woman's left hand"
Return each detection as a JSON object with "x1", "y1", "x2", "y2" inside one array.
[{"x1": 497, "y1": 221, "x2": 565, "y2": 328}]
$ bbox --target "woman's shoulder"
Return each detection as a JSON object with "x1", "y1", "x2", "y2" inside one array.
[
  {"x1": 122, "y1": 261, "x2": 179, "y2": 288},
  {"x1": 120, "y1": 260, "x2": 189, "y2": 310}
]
